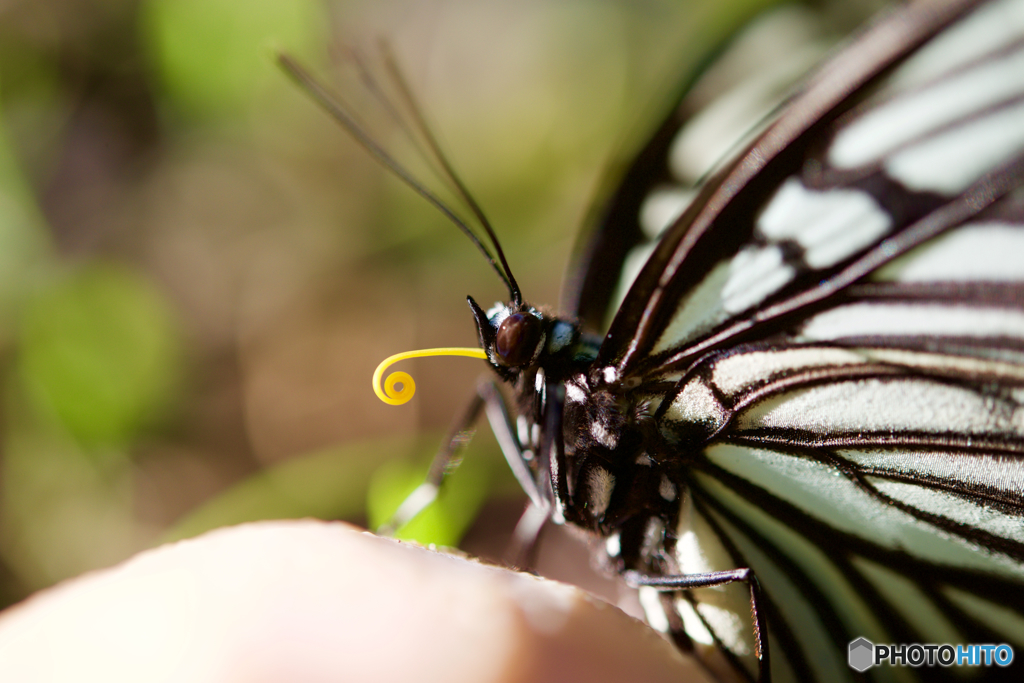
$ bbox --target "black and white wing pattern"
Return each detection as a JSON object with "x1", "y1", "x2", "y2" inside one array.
[{"x1": 569, "y1": 0, "x2": 1024, "y2": 681}]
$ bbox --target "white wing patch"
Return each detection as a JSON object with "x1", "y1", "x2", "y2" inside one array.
[
  {"x1": 721, "y1": 245, "x2": 795, "y2": 313},
  {"x1": 639, "y1": 187, "x2": 696, "y2": 238},
  {"x1": 870, "y1": 477, "x2": 1024, "y2": 545},
  {"x1": 637, "y1": 587, "x2": 672, "y2": 634},
  {"x1": 856, "y1": 349, "x2": 1024, "y2": 380},
  {"x1": 711, "y1": 347, "x2": 867, "y2": 395},
  {"x1": 737, "y1": 378, "x2": 1023, "y2": 436},
  {"x1": 673, "y1": 598, "x2": 716, "y2": 646},
  {"x1": 839, "y1": 449, "x2": 1024, "y2": 500},
  {"x1": 886, "y1": 0, "x2": 1024, "y2": 91},
  {"x1": 830, "y1": 46, "x2": 1024, "y2": 170},
  {"x1": 651, "y1": 261, "x2": 733, "y2": 354},
  {"x1": 756, "y1": 178, "x2": 892, "y2": 267},
  {"x1": 674, "y1": 493, "x2": 733, "y2": 575},
  {"x1": 711, "y1": 347, "x2": 1024, "y2": 402},
  {"x1": 664, "y1": 377, "x2": 727, "y2": 432},
  {"x1": 799, "y1": 303, "x2": 1024, "y2": 341},
  {"x1": 886, "y1": 96, "x2": 1024, "y2": 193},
  {"x1": 824, "y1": 0, "x2": 1024, "y2": 196},
  {"x1": 873, "y1": 221, "x2": 1024, "y2": 282}
]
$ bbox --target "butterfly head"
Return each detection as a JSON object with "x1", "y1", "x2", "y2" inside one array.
[
  {"x1": 467, "y1": 297, "x2": 547, "y2": 378},
  {"x1": 467, "y1": 295, "x2": 590, "y2": 388}
]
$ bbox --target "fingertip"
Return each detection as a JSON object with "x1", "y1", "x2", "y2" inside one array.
[{"x1": 0, "y1": 520, "x2": 705, "y2": 683}]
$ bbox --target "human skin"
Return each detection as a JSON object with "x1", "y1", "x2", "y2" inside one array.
[{"x1": 0, "y1": 520, "x2": 705, "y2": 683}]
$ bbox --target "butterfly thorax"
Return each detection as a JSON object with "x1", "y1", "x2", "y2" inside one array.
[{"x1": 470, "y1": 295, "x2": 686, "y2": 577}]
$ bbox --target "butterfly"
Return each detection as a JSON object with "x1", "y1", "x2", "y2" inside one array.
[{"x1": 284, "y1": 0, "x2": 1024, "y2": 680}]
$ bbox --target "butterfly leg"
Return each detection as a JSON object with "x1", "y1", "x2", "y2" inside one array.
[
  {"x1": 624, "y1": 568, "x2": 770, "y2": 682},
  {"x1": 380, "y1": 379, "x2": 546, "y2": 535},
  {"x1": 504, "y1": 498, "x2": 550, "y2": 570}
]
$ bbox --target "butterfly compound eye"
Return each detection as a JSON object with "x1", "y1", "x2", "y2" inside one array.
[{"x1": 495, "y1": 313, "x2": 541, "y2": 366}]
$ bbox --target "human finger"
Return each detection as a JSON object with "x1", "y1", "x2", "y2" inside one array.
[{"x1": 0, "y1": 520, "x2": 704, "y2": 683}]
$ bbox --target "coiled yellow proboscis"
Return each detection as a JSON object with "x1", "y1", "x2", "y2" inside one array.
[{"x1": 373, "y1": 348, "x2": 488, "y2": 405}]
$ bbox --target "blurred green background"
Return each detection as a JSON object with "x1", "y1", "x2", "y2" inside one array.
[{"x1": 0, "y1": 0, "x2": 876, "y2": 608}]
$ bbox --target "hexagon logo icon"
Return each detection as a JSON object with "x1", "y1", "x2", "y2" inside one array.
[{"x1": 848, "y1": 637, "x2": 875, "y2": 672}]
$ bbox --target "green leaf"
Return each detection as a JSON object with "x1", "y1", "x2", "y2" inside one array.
[
  {"x1": 367, "y1": 438, "x2": 494, "y2": 548},
  {"x1": 165, "y1": 434, "x2": 439, "y2": 542}
]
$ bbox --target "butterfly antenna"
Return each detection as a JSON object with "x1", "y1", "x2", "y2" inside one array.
[
  {"x1": 342, "y1": 45, "x2": 519, "y2": 297},
  {"x1": 378, "y1": 42, "x2": 523, "y2": 308},
  {"x1": 344, "y1": 45, "x2": 503, "y2": 252},
  {"x1": 340, "y1": 46, "x2": 442, "y2": 172},
  {"x1": 278, "y1": 53, "x2": 515, "y2": 297}
]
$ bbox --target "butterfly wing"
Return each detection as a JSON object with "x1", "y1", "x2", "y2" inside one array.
[
  {"x1": 662, "y1": 331, "x2": 1024, "y2": 679},
  {"x1": 561, "y1": 106, "x2": 683, "y2": 335},
  {"x1": 574, "y1": 0, "x2": 1024, "y2": 680},
  {"x1": 562, "y1": 4, "x2": 840, "y2": 336},
  {"x1": 597, "y1": 0, "x2": 1015, "y2": 377}
]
